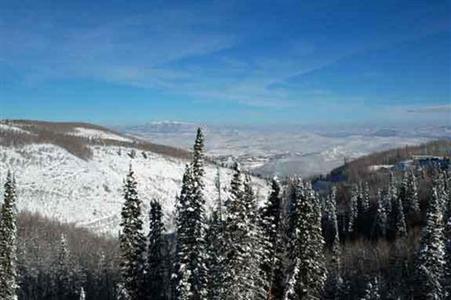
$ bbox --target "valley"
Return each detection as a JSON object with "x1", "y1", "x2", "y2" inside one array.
[{"x1": 123, "y1": 121, "x2": 449, "y2": 177}]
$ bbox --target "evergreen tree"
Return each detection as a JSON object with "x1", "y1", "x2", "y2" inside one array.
[
  {"x1": 222, "y1": 163, "x2": 249, "y2": 299},
  {"x1": 358, "y1": 182, "x2": 371, "y2": 237},
  {"x1": 94, "y1": 251, "x2": 113, "y2": 300},
  {"x1": 324, "y1": 186, "x2": 344, "y2": 300},
  {"x1": 444, "y1": 215, "x2": 451, "y2": 299},
  {"x1": 261, "y1": 177, "x2": 282, "y2": 297},
  {"x1": 271, "y1": 178, "x2": 300, "y2": 300},
  {"x1": 444, "y1": 172, "x2": 451, "y2": 299},
  {"x1": 205, "y1": 208, "x2": 225, "y2": 300},
  {"x1": 284, "y1": 180, "x2": 327, "y2": 299},
  {"x1": 206, "y1": 167, "x2": 226, "y2": 300},
  {"x1": 385, "y1": 173, "x2": 396, "y2": 216},
  {"x1": 286, "y1": 178, "x2": 301, "y2": 256},
  {"x1": 244, "y1": 175, "x2": 268, "y2": 300},
  {"x1": 55, "y1": 234, "x2": 71, "y2": 298},
  {"x1": 355, "y1": 182, "x2": 367, "y2": 237},
  {"x1": 222, "y1": 163, "x2": 261, "y2": 299},
  {"x1": 145, "y1": 200, "x2": 166, "y2": 300},
  {"x1": 391, "y1": 196, "x2": 407, "y2": 239},
  {"x1": 214, "y1": 167, "x2": 223, "y2": 220},
  {"x1": 371, "y1": 189, "x2": 387, "y2": 240},
  {"x1": 347, "y1": 184, "x2": 359, "y2": 237},
  {"x1": 54, "y1": 234, "x2": 81, "y2": 300},
  {"x1": 329, "y1": 187, "x2": 340, "y2": 262},
  {"x1": 399, "y1": 171, "x2": 420, "y2": 223},
  {"x1": 119, "y1": 167, "x2": 146, "y2": 300},
  {"x1": 415, "y1": 186, "x2": 446, "y2": 299},
  {"x1": 362, "y1": 182, "x2": 370, "y2": 212},
  {"x1": 174, "y1": 128, "x2": 208, "y2": 299},
  {"x1": 0, "y1": 171, "x2": 18, "y2": 300},
  {"x1": 174, "y1": 164, "x2": 194, "y2": 300},
  {"x1": 437, "y1": 172, "x2": 450, "y2": 215},
  {"x1": 444, "y1": 172, "x2": 451, "y2": 221},
  {"x1": 387, "y1": 176, "x2": 407, "y2": 239}
]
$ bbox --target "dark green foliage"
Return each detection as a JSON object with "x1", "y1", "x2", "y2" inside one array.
[
  {"x1": 0, "y1": 171, "x2": 18, "y2": 300},
  {"x1": 399, "y1": 171, "x2": 420, "y2": 225},
  {"x1": 145, "y1": 200, "x2": 167, "y2": 300},
  {"x1": 323, "y1": 187, "x2": 345, "y2": 300},
  {"x1": 414, "y1": 186, "x2": 446, "y2": 299},
  {"x1": 174, "y1": 128, "x2": 208, "y2": 299},
  {"x1": 284, "y1": 180, "x2": 327, "y2": 300},
  {"x1": 261, "y1": 178, "x2": 282, "y2": 297},
  {"x1": 222, "y1": 163, "x2": 251, "y2": 299},
  {"x1": 119, "y1": 167, "x2": 146, "y2": 299},
  {"x1": 371, "y1": 189, "x2": 387, "y2": 240},
  {"x1": 52, "y1": 234, "x2": 84, "y2": 300},
  {"x1": 205, "y1": 209, "x2": 225, "y2": 300}
]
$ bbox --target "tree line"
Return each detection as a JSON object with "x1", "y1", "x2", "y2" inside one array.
[{"x1": 0, "y1": 129, "x2": 450, "y2": 299}]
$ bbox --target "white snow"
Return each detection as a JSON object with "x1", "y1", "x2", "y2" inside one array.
[
  {"x1": 0, "y1": 124, "x2": 31, "y2": 135},
  {"x1": 368, "y1": 165, "x2": 394, "y2": 172},
  {"x1": 124, "y1": 124, "x2": 439, "y2": 177},
  {"x1": 0, "y1": 143, "x2": 268, "y2": 235},
  {"x1": 70, "y1": 127, "x2": 132, "y2": 142}
]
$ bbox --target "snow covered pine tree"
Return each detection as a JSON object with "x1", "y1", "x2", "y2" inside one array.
[
  {"x1": 222, "y1": 163, "x2": 263, "y2": 299},
  {"x1": 371, "y1": 189, "x2": 387, "y2": 240},
  {"x1": 0, "y1": 171, "x2": 18, "y2": 300},
  {"x1": 205, "y1": 169, "x2": 226, "y2": 300},
  {"x1": 243, "y1": 174, "x2": 268, "y2": 299},
  {"x1": 261, "y1": 177, "x2": 282, "y2": 298},
  {"x1": 145, "y1": 199, "x2": 167, "y2": 300},
  {"x1": 119, "y1": 166, "x2": 146, "y2": 300},
  {"x1": 54, "y1": 234, "x2": 82, "y2": 299},
  {"x1": 205, "y1": 205, "x2": 225, "y2": 300},
  {"x1": 324, "y1": 187, "x2": 345, "y2": 299},
  {"x1": 284, "y1": 179, "x2": 327, "y2": 300},
  {"x1": 174, "y1": 128, "x2": 208, "y2": 299},
  {"x1": 347, "y1": 184, "x2": 358, "y2": 238},
  {"x1": 399, "y1": 171, "x2": 420, "y2": 224},
  {"x1": 415, "y1": 186, "x2": 446, "y2": 299}
]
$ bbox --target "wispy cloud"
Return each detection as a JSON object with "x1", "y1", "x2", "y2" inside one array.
[
  {"x1": 406, "y1": 104, "x2": 451, "y2": 114},
  {"x1": 0, "y1": 0, "x2": 449, "y2": 116},
  {"x1": 0, "y1": 6, "x2": 236, "y2": 85}
]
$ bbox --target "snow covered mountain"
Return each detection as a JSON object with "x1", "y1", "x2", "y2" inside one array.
[
  {"x1": 0, "y1": 120, "x2": 268, "y2": 234},
  {"x1": 126, "y1": 121, "x2": 199, "y2": 134}
]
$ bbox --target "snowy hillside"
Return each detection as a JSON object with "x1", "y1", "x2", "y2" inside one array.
[
  {"x1": 0, "y1": 120, "x2": 268, "y2": 234},
  {"x1": 69, "y1": 127, "x2": 133, "y2": 142}
]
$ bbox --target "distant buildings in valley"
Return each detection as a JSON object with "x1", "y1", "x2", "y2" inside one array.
[{"x1": 368, "y1": 155, "x2": 450, "y2": 173}]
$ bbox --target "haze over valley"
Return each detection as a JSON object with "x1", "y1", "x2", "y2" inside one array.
[{"x1": 123, "y1": 121, "x2": 451, "y2": 177}]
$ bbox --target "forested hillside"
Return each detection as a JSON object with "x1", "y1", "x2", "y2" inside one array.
[{"x1": 328, "y1": 139, "x2": 451, "y2": 183}]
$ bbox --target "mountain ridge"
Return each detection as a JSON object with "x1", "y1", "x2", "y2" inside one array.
[{"x1": 0, "y1": 119, "x2": 268, "y2": 235}]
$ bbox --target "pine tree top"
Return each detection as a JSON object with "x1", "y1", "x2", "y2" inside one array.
[{"x1": 192, "y1": 128, "x2": 205, "y2": 179}]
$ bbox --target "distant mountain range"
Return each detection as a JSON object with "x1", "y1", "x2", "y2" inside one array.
[{"x1": 125, "y1": 121, "x2": 199, "y2": 134}]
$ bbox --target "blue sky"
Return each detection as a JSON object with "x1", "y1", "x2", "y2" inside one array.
[{"x1": 0, "y1": 0, "x2": 449, "y2": 126}]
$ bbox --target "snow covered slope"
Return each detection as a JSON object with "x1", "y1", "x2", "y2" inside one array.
[
  {"x1": 0, "y1": 120, "x2": 268, "y2": 234},
  {"x1": 69, "y1": 127, "x2": 133, "y2": 142}
]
